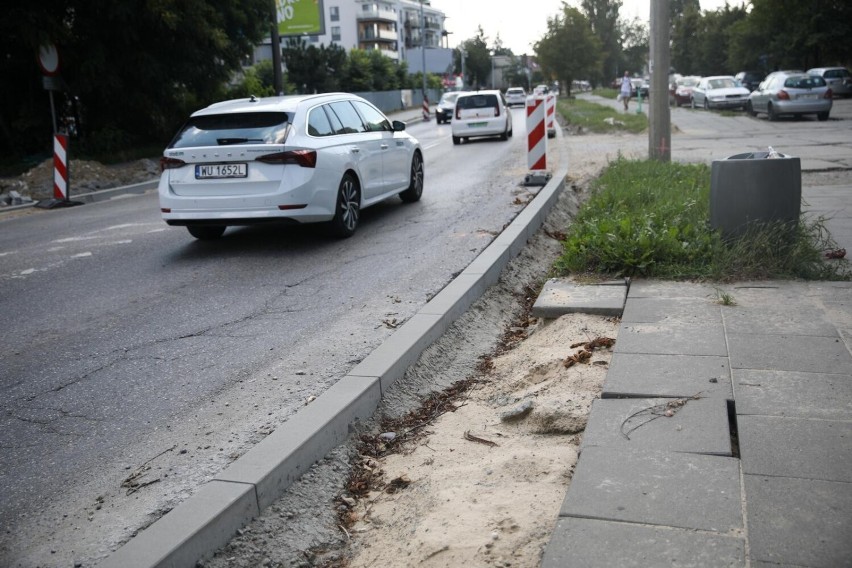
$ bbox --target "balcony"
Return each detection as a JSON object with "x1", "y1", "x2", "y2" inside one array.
[
  {"x1": 360, "y1": 28, "x2": 399, "y2": 42},
  {"x1": 357, "y1": 6, "x2": 397, "y2": 23},
  {"x1": 360, "y1": 44, "x2": 400, "y2": 60}
]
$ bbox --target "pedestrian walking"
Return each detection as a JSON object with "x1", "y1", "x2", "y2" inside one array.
[{"x1": 619, "y1": 71, "x2": 632, "y2": 111}]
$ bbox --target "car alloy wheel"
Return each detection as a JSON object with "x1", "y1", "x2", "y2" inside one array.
[
  {"x1": 329, "y1": 173, "x2": 360, "y2": 238},
  {"x1": 746, "y1": 101, "x2": 756, "y2": 117},
  {"x1": 399, "y1": 151, "x2": 424, "y2": 203},
  {"x1": 768, "y1": 102, "x2": 778, "y2": 121}
]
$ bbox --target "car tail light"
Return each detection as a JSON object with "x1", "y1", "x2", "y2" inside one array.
[
  {"x1": 494, "y1": 103, "x2": 500, "y2": 117},
  {"x1": 777, "y1": 90, "x2": 790, "y2": 100},
  {"x1": 824, "y1": 88, "x2": 833, "y2": 99},
  {"x1": 159, "y1": 157, "x2": 186, "y2": 172},
  {"x1": 456, "y1": 106, "x2": 461, "y2": 120},
  {"x1": 256, "y1": 149, "x2": 317, "y2": 168}
]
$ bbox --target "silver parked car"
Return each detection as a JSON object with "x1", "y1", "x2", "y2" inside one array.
[
  {"x1": 806, "y1": 67, "x2": 852, "y2": 97},
  {"x1": 690, "y1": 76, "x2": 750, "y2": 110},
  {"x1": 746, "y1": 72, "x2": 832, "y2": 121}
]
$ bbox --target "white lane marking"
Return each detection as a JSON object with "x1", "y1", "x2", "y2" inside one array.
[
  {"x1": 72, "y1": 252, "x2": 93, "y2": 258},
  {"x1": 53, "y1": 236, "x2": 98, "y2": 243},
  {"x1": 20, "y1": 268, "x2": 36, "y2": 275},
  {"x1": 0, "y1": 251, "x2": 18, "y2": 257},
  {"x1": 423, "y1": 141, "x2": 444, "y2": 150}
]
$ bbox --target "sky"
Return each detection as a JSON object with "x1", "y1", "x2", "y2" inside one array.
[{"x1": 428, "y1": 0, "x2": 742, "y2": 55}]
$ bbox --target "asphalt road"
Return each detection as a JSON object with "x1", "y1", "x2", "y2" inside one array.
[{"x1": 0, "y1": 109, "x2": 531, "y2": 540}]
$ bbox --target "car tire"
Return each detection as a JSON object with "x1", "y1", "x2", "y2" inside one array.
[
  {"x1": 500, "y1": 124, "x2": 508, "y2": 141},
  {"x1": 399, "y1": 151, "x2": 424, "y2": 203},
  {"x1": 328, "y1": 173, "x2": 360, "y2": 238},
  {"x1": 508, "y1": 124, "x2": 513, "y2": 138},
  {"x1": 703, "y1": 98, "x2": 710, "y2": 110},
  {"x1": 452, "y1": 136, "x2": 460, "y2": 145},
  {"x1": 690, "y1": 97, "x2": 696, "y2": 109},
  {"x1": 187, "y1": 225, "x2": 226, "y2": 240},
  {"x1": 746, "y1": 101, "x2": 757, "y2": 117},
  {"x1": 817, "y1": 111, "x2": 829, "y2": 121},
  {"x1": 768, "y1": 103, "x2": 778, "y2": 122}
]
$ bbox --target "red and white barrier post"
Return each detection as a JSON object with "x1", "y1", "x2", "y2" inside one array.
[
  {"x1": 422, "y1": 95, "x2": 430, "y2": 121},
  {"x1": 524, "y1": 95, "x2": 552, "y2": 186},
  {"x1": 53, "y1": 133, "x2": 68, "y2": 200},
  {"x1": 545, "y1": 93, "x2": 556, "y2": 139}
]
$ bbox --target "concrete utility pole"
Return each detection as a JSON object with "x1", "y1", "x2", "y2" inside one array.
[
  {"x1": 420, "y1": 0, "x2": 427, "y2": 98},
  {"x1": 271, "y1": 0, "x2": 283, "y2": 95},
  {"x1": 649, "y1": 0, "x2": 671, "y2": 162}
]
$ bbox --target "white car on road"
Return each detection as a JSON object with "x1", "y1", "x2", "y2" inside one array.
[
  {"x1": 451, "y1": 90, "x2": 513, "y2": 145},
  {"x1": 505, "y1": 87, "x2": 527, "y2": 107},
  {"x1": 158, "y1": 93, "x2": 423, "y2": 239}
]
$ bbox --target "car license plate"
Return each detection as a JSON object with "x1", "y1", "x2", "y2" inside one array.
[
  {"x1": 195, "y1": 163, "x2": 247, "y2": 179},
  {"x1": 800, "y1": 94, "x2": 818, "y2": 100},
  {"x1": 469, "y1": 121, "x2": 487, "y2": 127}
]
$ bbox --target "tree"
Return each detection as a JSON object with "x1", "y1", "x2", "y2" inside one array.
[
  {"x1": 0, "y1": 0, "x2": 270, "y2": 157},
  {"x1": 456, "y1": 26, "x2": 491, "y2": 89},
  {"x1": 581, "y1": 0, "x2": 622, "y2": 87},
  {"x1": 670, "y1": 4, "x2": 702, "y2": 75},
  {"x1": 535, "y1": 4, "x2": 602, "y2": 96},
  {"x1": 618, "y1": 17, "x2": 649, "y2": 78}
]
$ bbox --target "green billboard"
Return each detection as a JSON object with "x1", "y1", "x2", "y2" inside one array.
[{"x1": 276, "y1": 0, "x2": 326, "y2": 37}]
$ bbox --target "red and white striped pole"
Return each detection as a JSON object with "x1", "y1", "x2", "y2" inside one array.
[
  {"x1": 422, "y1": 95, "x2": 430, "y2": 121},
  {"x1": 545, "y1": 93, "x2": 556, "y2": 138},
  {"x1": 53, "y1": 133, "x2": 69, "y2": 200},
  {"x1": 526, "y1": 96, "x2": 546, "y2": 171}
]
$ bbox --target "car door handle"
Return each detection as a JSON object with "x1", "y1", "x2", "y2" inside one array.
[
  {"x1": 351, "y1": 147, "x2": 360, "y2": 153},
  {"x1": 380, "y1": 144, "x2": 388, "y2": 150}
]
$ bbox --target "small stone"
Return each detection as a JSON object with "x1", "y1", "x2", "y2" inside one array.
[
  {"x1": 500, "y1": 400, "x2": 535, "y2": 422},
  {"x1": 379, "y1": 432, "x2": 396, "y2": 441}
]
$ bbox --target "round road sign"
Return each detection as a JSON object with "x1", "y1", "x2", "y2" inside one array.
[{"x1": 38, "y1": 43, "x2": 60, "y2": 76}]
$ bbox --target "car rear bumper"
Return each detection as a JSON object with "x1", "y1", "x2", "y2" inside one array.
[
  {"x1": 774, "y1": 100, "x2": 833, "y2": 114},
  {"x1": 451, "y1": 118, "x2": 508, "y2": 138}
]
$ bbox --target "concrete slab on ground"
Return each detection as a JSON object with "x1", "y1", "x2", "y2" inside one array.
[
  {"x1": 581, "y1": 398, "x2": 731, "y2": 456},
  {"x1": 541, "y1": 517, "x2": 746, "y2": 568},
  {"x1": 727, "y1": 333, "x2": 852, "y2": 374},
  {"x1": 604, "y1": 353, "x2": 732, "y2": 399},
  {"x1": 531, "y1": 278, "x2": 627, "y2": 318},
  {"x1": 738, "y1": 415, "x2": 852, "y2": 482},
  {"x1": 616, "y1": 321, "x2": 728, "y2": 357},
  {"x1": 733, "y1": 369, "x2": 852, "y2": 420},
  {"x1": 621, "y1": 297, "x2": 722, "y2": 325},
  {"x1": 559, "y1": 446, "x2": 742, "y2": 532},
  {"x1": 745, "y1": 475, "x2": 852, "y2": 568}
]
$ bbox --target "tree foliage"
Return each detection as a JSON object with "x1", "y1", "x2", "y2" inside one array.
[
  {"x1": 456, "y1": 26, "x2": 491, "y2": 89},
  {"x1": 581, "y1": 0, "x2": 622, "y2": 86},
  {"x1": 535, "y1": 4, "x2": 602, "y2": 96},
  {"x1": 0, "y1": 0, "x2": 271, "y2": 157}
]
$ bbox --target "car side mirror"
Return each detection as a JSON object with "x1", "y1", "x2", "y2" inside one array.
[{"x1": 392, "y1": 120, "x2": 406, "y2": 132}]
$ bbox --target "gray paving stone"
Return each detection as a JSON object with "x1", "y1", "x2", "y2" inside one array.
[
  {"x1": 616, "y1": 321, "x2": 728, "y2": 357},
  {"x1": 745, "y1": 475, "x2": 852, "y2": 568},
  {"x1": 622, "y1": 297, "x2": 722, "y2": 324},
  {"x1": 604, "y1": 353, "x2": 732, "y2": 399},
  {"x1": 582, "y1": 398, "x2": 731, "y2": 456},
  {"x1": 733, "y1": 369, "x2": 852, "y2": 420},
  {"x1": 738, "y1": 415, "x2": 852, "y2": 482},
  {"x1": 541, "y1": 517, "x2": 746, "y2": 568},
  {"x1": 560, "y1": 446, "x2": 742, "y2": 532},
  {"x1": 531, "y1": 278, "x2": 627, "y2": 317},
  {"x1": 728, "y1": 333, "x2": 852, "y2": 374},
  {"x1": 722, "y1": 305, "x2": 838, "y2": 336},
  {"x1": 628, "y1": 281, "x2": 718, "y2": 299}
]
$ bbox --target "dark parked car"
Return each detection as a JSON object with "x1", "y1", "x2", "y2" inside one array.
[{"x1": 735, "y1": 71, "x2": 765, "y2": 92}]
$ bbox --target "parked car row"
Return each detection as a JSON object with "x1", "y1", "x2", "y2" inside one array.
[{"x1": 746, "y1": 71, "x2": 833, "y2": 121}]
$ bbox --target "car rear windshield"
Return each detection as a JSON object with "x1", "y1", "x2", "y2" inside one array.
[
  {"x1": 708, "y1": 78, "x2": 737, "y2": 89},
  {"x1": 169, "y1": 112, "x2": 290, "y2": 148},
  {"x1": 785, "y1": 75, "x2": 826, "y2": 88},
  {"x1": 507, "y1": 89, "x2": 524, "y2": 95},
  {"x1": 457, "y1": 94, "x2": 499, "y2": 110}
]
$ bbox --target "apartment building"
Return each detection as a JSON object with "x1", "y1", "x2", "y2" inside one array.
[{"x1": 253, "y1": 0, "x2": 452, "y2": 75}]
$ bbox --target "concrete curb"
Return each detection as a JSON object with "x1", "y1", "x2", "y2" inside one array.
[
  {"x1": 0, "y1": 180, "x2": 158, "y2": 215},
  {"x1": 98, "y1": 132, "x2": 570, "y2": 566}
]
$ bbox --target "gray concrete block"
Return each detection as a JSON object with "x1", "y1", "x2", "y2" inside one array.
[
  {"x1": 541, "y1": 517, "x2": 746, "y2": 568},
  {"x1": 349, "y1": 313, "x2": 444, "y2": 391},
  {"x1": 560, "y1": 446, "x2": 742, "y2": 532},
  {"x1": 616, "y1": 321, "x2": 728, "y2": 357},
  {"x1": 745, "y1": 475, "x2": 852, "y2": 568},
  {"x1": 462, "y1": 243, "x2": 511, "y2": 286},
  {"x1": 733, "y1": 369, "x2": 852, "y2": 420},
  {"x1": 628, "y1": 281, "x2": 717, "y2": 299},
  {"x1": 531, "y1": 278, "x2": 627, "y2": 317},
  {"x1": 738, "y1": 415, "x2": 852, "y2": 482},
  {"x1": 722, "y1": 305, "x2": 837, "y2": 336},
  {"x1": 99, "y1": 480, "x2": 258, "y2": 568},
  {"x1": 419, "y1": 272, "x2": 489, "y2": 322},
  {"x1": 728, "y1": 333, "x2": 852, "y2": 374},
  {"x1": 582, "y1": 398, "x2": 731, "y2": 456},
  {"x1": 622, "y1": 297, "x2": 722, "y2": 325},
  {"x1": 216, "y1": 375, "x2": 381, "y2": 510},
  {"x1": 603, "y1": 353, "x2": 732, "y2": 399}
]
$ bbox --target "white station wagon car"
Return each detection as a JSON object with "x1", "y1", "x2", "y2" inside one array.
[
  {"x1": 159, "y1": 93, "x2": 423, "y2": 239},
  {"x1": 451, "y1": 90, "x2": 513, "y2": 144}
]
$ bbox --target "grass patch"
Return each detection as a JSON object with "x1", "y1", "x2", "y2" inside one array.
[
  {"x1": 554, "y1": 158, "x2": 851, "y2": 282},
  {"x1": 592, "y1": 88, "x2": 619, "y2": 99},
  {"x1": 557, "y1": 98, "x2": 647, "y2": 134}
]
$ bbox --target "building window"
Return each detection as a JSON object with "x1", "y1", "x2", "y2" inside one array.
[
  {"x1": 308, "y1": 35, "x2": 319, "y2": 43},
  {"x1": 330, "y1": 6, "x2": 339, "y2": 21},
  {"x1": 332, "y1": 26, "x2": 341, "y2": 42}
]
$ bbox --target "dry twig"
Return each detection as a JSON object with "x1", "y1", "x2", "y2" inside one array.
[
  {"x1": 463, "y1": 430, "x2": 498, "y2": 447},
  {"x1": 620, "y1": 394, "x2": 703, "y2": 440}
]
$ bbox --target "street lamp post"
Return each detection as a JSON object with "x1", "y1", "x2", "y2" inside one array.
[{"x1": 420, "y1": 0, "x2": 427, "y2": 101}]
